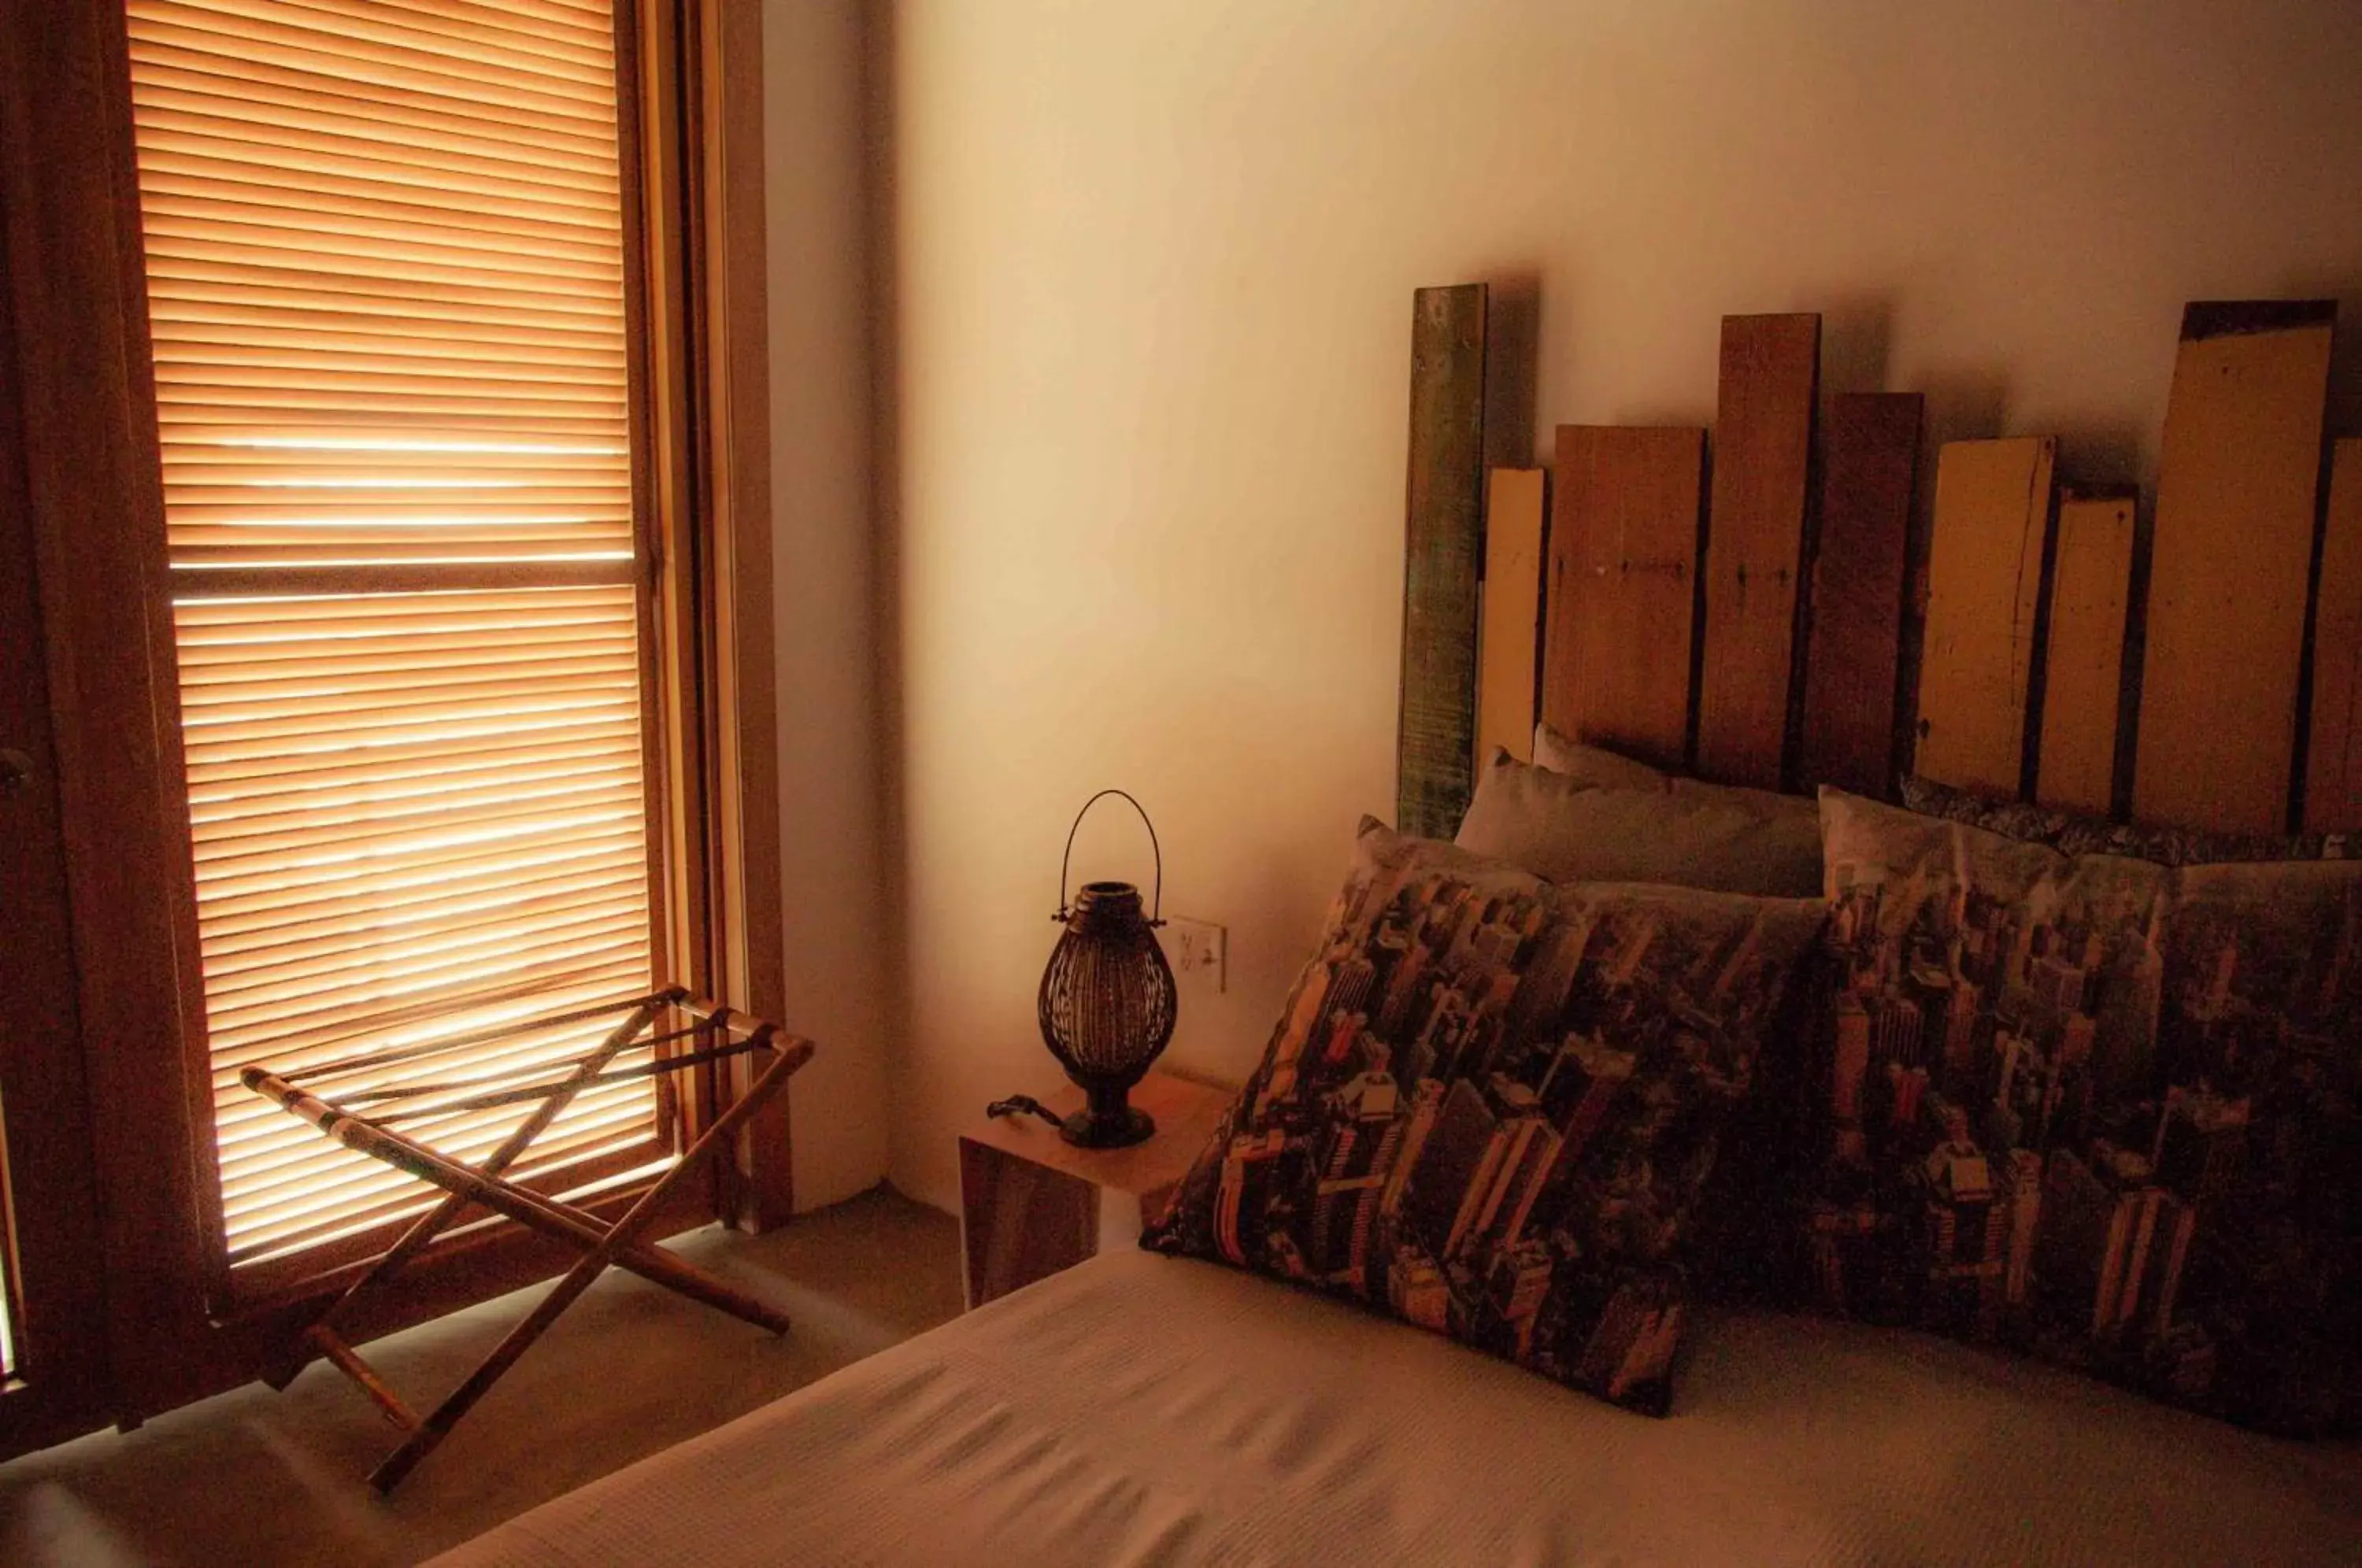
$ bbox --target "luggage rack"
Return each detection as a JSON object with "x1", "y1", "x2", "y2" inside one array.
[{"x1": 242, "y1": 986, "x2": 813, "y2": 1492}]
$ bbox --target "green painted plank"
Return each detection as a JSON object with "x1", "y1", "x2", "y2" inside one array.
[{"x1": 1397, "y1": 283, "x2": 1487, "y2": 838}]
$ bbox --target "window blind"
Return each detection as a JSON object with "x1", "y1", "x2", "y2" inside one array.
[{"x1": 122, "y1": 0, "x2": 664, "y2": 1273}]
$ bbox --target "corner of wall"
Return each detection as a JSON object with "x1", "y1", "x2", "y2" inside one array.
[{"x1": 762, "y1": 0, "x2": 893, "y2": 1211}]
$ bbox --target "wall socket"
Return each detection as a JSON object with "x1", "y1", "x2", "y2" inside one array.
[{"x1": 1160, "y1": 916, "x2": 1227, "y2": 993}]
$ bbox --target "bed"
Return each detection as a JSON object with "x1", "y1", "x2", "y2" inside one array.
[
  {"x1": 432, "y1": 1247, "x2": 2362, "y2": 1567},
  {"x1": 439, "y1": 297, "x2": 2362, "y2": 1564}
]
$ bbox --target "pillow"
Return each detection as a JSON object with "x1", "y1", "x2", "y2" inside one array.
[
  {"x1": 1461, "y1": 745, "x2": 1823, "y2": 897},
  {"x1": 1801, "y1": 786, "x2": 2362, "y2": 1436},
  {"x1": 1143, "y1": 818, "x2": 1827, "y2": 1415},
  {"x1": 2149, "y1": 857, "x2": 2362, "y2": 1433},
  {"x1": 1897, "y1": 774, "x2": 2362, "y2": 867},
  {"x1": 1531, "y1": 723, "x2": 1674, "y2": 792}
]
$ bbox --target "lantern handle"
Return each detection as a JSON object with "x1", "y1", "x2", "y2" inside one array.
[{"x1": 1056, "y1": 788, "x2": 1163, "y2": 925}]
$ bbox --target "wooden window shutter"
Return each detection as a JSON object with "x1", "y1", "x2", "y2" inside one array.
[{"x1": 120, "y1": 0, "x2": 669, "y2": 1276}]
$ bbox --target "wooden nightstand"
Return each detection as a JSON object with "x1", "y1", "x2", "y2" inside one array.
[{"x1": 957, "y1": 1071, "x2": 1230, "y2": 1309}]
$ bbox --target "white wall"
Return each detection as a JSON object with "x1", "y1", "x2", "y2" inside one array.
[
  {"x1": 765, "y1": 0, "x2": 890, "y2": 1210},
  {"x1": 876, "y1": 0, "x2": 2362, "y2": 1212}
]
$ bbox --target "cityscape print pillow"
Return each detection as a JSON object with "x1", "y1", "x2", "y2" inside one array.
[
  {"x1": 1143, "y1": 819, "x2": 1826, "y2": 1415},
  {"x1": 2154, "y1": 858, "x2": 2362, "y2": 1433},
  {"x1": 1898, "y1": 773, "x2": 2362, "y2": 866},
  {"x1": 1805, "y1": 787, "x2": 2362, "y2": 1435}
]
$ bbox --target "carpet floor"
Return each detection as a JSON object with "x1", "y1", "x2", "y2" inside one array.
[{"x1": 0, "y1": 1185, "x2": 963, "y2": 1567}]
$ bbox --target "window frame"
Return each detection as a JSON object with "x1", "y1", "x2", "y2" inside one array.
[
  {"x1": 0, "y1": 0, "x2": 783, "y2": 1441},
  {"x1": 131, "y1": 0, "x2": 683, "y2": 1313}
]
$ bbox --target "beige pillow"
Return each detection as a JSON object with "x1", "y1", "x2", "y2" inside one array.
[
  {"x1": 1461, "y1": 734, "x2": 1824, "y2": 897},
  {"x1": 1529, "y1": 723, "x2": 1673, "y2": 792}
]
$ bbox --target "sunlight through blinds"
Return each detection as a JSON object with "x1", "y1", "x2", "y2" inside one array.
[{"x1": 122, "y1": 0, "x2": 663, "y2": 1271}]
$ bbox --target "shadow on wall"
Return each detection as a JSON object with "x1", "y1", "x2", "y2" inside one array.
[
  {"x1": 1479, "y1": 270, "x2": 1539, "y2": 474},
  {"x1": 860, "y1": 0, "x2": 912, "y2": 1184},
  {"x1": 2291, "y1": 279, "x2": 2362, "y2": 438},
  {"x1": 1820, "y1": 293, "x2": 1893, "y2": 401}
]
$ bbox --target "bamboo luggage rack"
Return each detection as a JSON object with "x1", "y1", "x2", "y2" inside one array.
[{"x1": 241, "y1": 986, "x2": 815, "y2": 1493}]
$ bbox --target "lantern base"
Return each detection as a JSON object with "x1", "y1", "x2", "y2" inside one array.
[{"x1": 1058, "y1": 1085, "x2": 1156, "y2": 1149}]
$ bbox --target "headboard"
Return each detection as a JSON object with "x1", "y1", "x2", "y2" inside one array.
[{"x1": 1397, "y1": 287, "x2": 2360, "y2": 842}]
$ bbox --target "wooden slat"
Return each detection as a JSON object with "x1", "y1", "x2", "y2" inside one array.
[
  {"x1": 1542, "y1": 426, "x2": 1705, "y2": 771},
  {"x1": 1476, "y1": 468, "x2": 1546, "y2": 765},
  {"x1": 1797, "y1": 392, "x2": 1920, "y2": 797},
  {"x1": 2306, "y1": 439, "x2": 2362, "y2": 832},
  {"x1": 2135, "y1": 300, "x2": 2336, "y2": 834},
  {"x1": 1915, "y1": 437, "x2": 2057, "y2": 799},
  {"x1": 1396, "y1": 283, "x2": 1486, "y2": 838},
  {"x1": 1697, "y1": 312, "x2": 1819, "y2": 790},
  {"x1": 2035, "y1": 487, "x2": 2138, "y2": 815}
]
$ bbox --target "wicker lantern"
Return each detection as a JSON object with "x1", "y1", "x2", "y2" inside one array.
[{"x1": 1031, "y1": 790, "x2": 1179, "y2": 1148}]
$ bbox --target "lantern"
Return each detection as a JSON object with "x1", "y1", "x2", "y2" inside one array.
[{"x1": 1032, "y1": 790, "x2": 1179, "y2": 1148}]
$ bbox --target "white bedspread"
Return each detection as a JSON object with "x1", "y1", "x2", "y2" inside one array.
[{"x1": 433, "y1": 1248, "x2": 2362, "y2": 1567}]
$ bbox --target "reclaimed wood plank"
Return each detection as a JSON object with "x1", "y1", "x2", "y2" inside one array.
[
  {"x1": 1542, "y1": 425, "x2": 1705, "y2": 771},
  {"x1": 1477, "y1": 468, "x2": 1546, "y2": 765},
  {"x1": 1915, "y1": 437, "x2": 2058, "y2": 799},
  {"x1": 1697, "y1": 312, "x2": 1820, "y2": 790},
  {"x1": 1797, "y1": 392, "x2": 1921, "y2": 798},
  {"x1": 1397, "y1": 283, "x2": 1487, "y2": 837},
  {"x1": 2134, "y1": 300, "x2": 2336, "y2": 834},
  {"x1": 2305, "y1": 439, "x2": 2362, "y2": 833},
  {"x1": 2036, "y1": 487, "x2": 2138, "y2": 815}
]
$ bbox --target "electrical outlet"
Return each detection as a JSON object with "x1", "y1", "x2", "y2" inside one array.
[{"x1": 1160, "y1": 916, "x2": 1227, "y2": 993}]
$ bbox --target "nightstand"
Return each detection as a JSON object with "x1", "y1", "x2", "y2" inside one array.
[{"x1": 957, "y1": 1071, "x2": 1230, "y2": 1308}]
